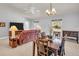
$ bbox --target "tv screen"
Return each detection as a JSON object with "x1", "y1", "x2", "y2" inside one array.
[{"x1": 10, "y1": 22, "x2": 24, "y2": 30}]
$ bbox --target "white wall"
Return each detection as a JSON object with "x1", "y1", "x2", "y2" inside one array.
[
  {"x1": 0, "y1": 19, "x2": 9, "y2": 38},
  {"x1": 0, "y1": 4, "x2": 79, "y2": 38},
  {"x1": 62, "y1": 13, "x2": 79, "y2": 31},
  {"x1": 38, "y1": 13, "x2": 79, "y2": 35},
  {"x1": 0, "y1": 4, "x2": 32, "y2": 38},
  {"x1": 38, "y1": 19, "x2": 51, "y2": 35}
]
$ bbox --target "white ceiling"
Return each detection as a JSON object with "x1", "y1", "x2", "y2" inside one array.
[{"x1": 3, "y1": 3, "x2": 79, "y2": 19}]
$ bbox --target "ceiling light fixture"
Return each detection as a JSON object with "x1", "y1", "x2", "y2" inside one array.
[{"x1": 46, "y1": 3, "x2": 56, "y2": 16}]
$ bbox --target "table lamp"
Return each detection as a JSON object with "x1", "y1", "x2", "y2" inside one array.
[
  {"x1": 35, "y1": 25, "x2": 43, "y2": 32},
  {"x1": 10, "y1": 25, "x2": 18, "y2": 38}
]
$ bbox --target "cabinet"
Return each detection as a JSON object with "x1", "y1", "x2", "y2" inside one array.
[{"x1": 9, "y1": 38, "x2": 17, "y2": 48}]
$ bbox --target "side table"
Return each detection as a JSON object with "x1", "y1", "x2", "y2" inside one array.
[{"x1": 9, "y1": 38, "x2": 17, "y2": 48}]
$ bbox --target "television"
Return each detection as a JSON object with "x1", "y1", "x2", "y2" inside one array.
[{"x1": 10, "y1": 22, "x2": 24, "y2": 30}]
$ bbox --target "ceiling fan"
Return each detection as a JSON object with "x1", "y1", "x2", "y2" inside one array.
[{"x1": 30, "y1": 7, "x2": 40, "y2": 15}]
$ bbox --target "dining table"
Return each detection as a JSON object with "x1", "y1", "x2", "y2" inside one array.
[{"x1": 32, "y1": 37, "x2": 64, "y2": 56}]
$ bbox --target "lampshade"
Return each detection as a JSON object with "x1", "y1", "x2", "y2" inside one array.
[
  {"x1": 10, "y1": 25, "x2": 18, "y2": 38},
  {"x1": 36, "y1": 25, "x2": 42, "y2": 30},
  {"x1": 33, "y1": 25, "x2": 43, "y2": 32},
  {"x1": 10, "y1": 25, "x2": 18, "y2": 31}
]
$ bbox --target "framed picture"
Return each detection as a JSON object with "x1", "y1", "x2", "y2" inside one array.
[
  {"x1": 51, "y1": 19, "x2": 62, "y2": 29},
  {"x1": 0, "y1": 22, "x2": 5, "y2": 27},
  {"x1": 52, "y1": 20, "x2": 61, "y2": 29}
]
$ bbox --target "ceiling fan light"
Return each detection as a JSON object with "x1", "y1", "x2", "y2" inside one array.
[
  {"x1": 52, "y1": 8, "x2": 56, "y2": 12},
  {"x1": 52, "y1": 8, "x2": 56, "y2": 15},
  {"x1": 46, "y1": 9, "x2": 49, "y2": 13},
  {"x1": 46, "y1": 3, "x2": 56, "y2": 16},
  {"x1": 46, "y1": 10, "x2": 51, "y2": 16}
]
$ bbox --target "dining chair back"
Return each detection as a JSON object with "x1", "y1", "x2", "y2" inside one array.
[{"x1": 37, "y1": 39, "x2": 49, "y2": 56}]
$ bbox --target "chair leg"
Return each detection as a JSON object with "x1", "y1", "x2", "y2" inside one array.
[
  {"x1": 63, "y1": 50, "x2": 65, "y2": 56},
  {"x1": 54, "y1": 50, "x2": 58, "y2": 56},
  {"x1": 61, "y1": 49, "x2": 65, "y2": 56},
  {"x1": 33, "y1": 42, "x2": 35, "y2": 56}
]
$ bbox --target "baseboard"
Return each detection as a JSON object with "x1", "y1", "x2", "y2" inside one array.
[{"x1": 0, "y1": 36, "x2": 9, "y2": 39}]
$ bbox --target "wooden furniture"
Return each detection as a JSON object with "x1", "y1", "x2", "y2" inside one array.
[
  {"x1": 33, "y1": 38, "x2": 59, "y2": 56},
  {"x1": 33, "y1": 35, "x2": 66, "y2": 56},
  {"x1": 9, "y1": 30, "x2": 23, "y2": 46},
  {"x1": 63, "y1": 30, "x2": 79, "y2": 43},
  {"x1": 33, "y1": 40, "x2": 36, "y2": 56},
  {"x1": 48, "y1": 41, "x2": 59, "y2": 56},
  {"x1": 9, "y1": 30, "x2": 22, "y2": 37},
  {"x1": 37, "y1": 39, "x2": 50, "y2": 56},
  {"x1": 9, "y1": 38, "x2": 17, "y2": 48}
]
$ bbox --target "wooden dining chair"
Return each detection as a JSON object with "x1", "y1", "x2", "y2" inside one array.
[{"x1": 37, "y1": 39, "x2": 53, "y2": 56}]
